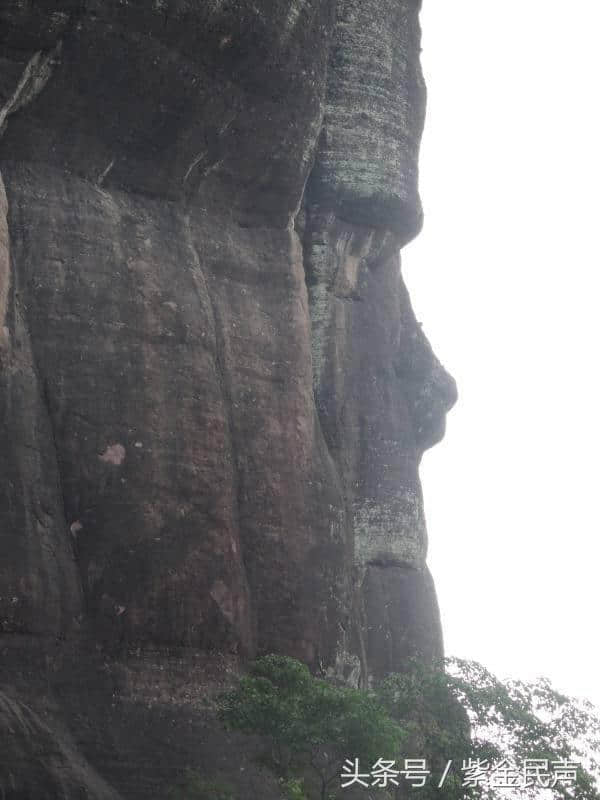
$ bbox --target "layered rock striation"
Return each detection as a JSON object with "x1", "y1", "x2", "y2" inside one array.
[{"x1": 0, "y1": 1, "x2": 456, "y2": 796}]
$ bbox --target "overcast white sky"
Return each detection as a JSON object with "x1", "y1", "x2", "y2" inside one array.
[{"x1": 403, "y1": 2, "x2": 600, "y2": 707}]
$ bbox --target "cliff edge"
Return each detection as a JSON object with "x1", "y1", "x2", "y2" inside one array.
[{"x1": 0, "y1": 2, "x2": 456, "y2": 796}]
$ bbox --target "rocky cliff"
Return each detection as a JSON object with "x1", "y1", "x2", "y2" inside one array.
[{"x1": 0, "y1": 1, "x2": 456, "y2": 797}]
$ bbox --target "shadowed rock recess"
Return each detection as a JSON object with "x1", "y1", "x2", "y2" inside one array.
[{"x1": 0, "y1": 1, "x2": 456, "y2": 796}]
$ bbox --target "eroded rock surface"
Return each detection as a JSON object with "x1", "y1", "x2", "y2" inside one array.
[
  {"x1": 0, "y1": 1, "x2": 456, "y2": 796},
  {"x1": 0, "y1": 689, "x2": 121, "y2": 800}
]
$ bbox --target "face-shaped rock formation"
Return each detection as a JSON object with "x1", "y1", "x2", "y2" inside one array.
[{"x1": 0, "y1": 1, "x2": 455, "y2": 793}]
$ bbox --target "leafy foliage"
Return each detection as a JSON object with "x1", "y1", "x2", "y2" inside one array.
[
  {"x1": 445, "y1": 657, "x2": 600, "y2": 800},
  {"x1": 378, "y1": 657, "x2": 600, "y2": 800},
  {"x1": 281, "y1": 776, "x2": 309, "y2": 800},
  {"x1": 218, "y1": 654, "x2": 404, "y2": 799},
  {"x1": 166, "y1": 770, "x2": 235, "y2": 800},
  {"x1": 217, "y1": 654, "x2": 600, "y2": 800},
  {"x1": 377, "y1": 656, "x2": 471, "y2": 800}
]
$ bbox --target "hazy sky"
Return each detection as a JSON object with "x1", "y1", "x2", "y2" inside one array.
[{"x1": 403, "y1": 2, "x2": 600, "y2": 706}]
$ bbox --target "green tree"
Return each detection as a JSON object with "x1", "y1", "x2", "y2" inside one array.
[
  {"x1": 218, "y1": 654, "x2": 404, "y2": 800},
  {"x1": 217, "y1": 654, "x2": 600, "y2": 800},
  {"x1": 378, "y1": 657, "x2": 600, "y2": 800}
]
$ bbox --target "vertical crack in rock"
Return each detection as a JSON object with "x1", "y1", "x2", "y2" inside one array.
[
  {"x1": 39, "y1": 366, "x2": 85, "y2": 625},
  {"x1": 0, "y1": 172, "x2": 9, "y2": 351}
]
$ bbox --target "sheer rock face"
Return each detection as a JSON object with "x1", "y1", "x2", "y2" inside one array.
[
  {"x1": 0, "y1": 690, "x2": 120, "y2": 800},
  {"x1": 0, "y1": 1, "x2": 456, "y2": 795}
]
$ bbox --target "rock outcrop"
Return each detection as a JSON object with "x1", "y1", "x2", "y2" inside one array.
[{"x1": 0, "y1": 1, "x2": 456, "y2": 796}]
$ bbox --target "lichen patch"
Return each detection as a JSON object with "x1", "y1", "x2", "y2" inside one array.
[{"x1": 99, "y1": 443, "x2": 126, "y2": 466}]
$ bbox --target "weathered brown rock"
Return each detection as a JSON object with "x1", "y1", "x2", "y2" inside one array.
[
  {"x1": 0, "y1": 1, "x2": 456, "y2": 795},
  {"x1": 0, "y1": 689, "x2": 121, "y2": 800}
]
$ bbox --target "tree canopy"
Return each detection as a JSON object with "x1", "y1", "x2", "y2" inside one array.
[{"x1": 215, "y1": 654, "x2": 600, "y2": 800}]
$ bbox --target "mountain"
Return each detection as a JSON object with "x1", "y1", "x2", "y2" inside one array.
[{"x1": 0, "y1": 2, "x2": 456, "y2": 796}]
